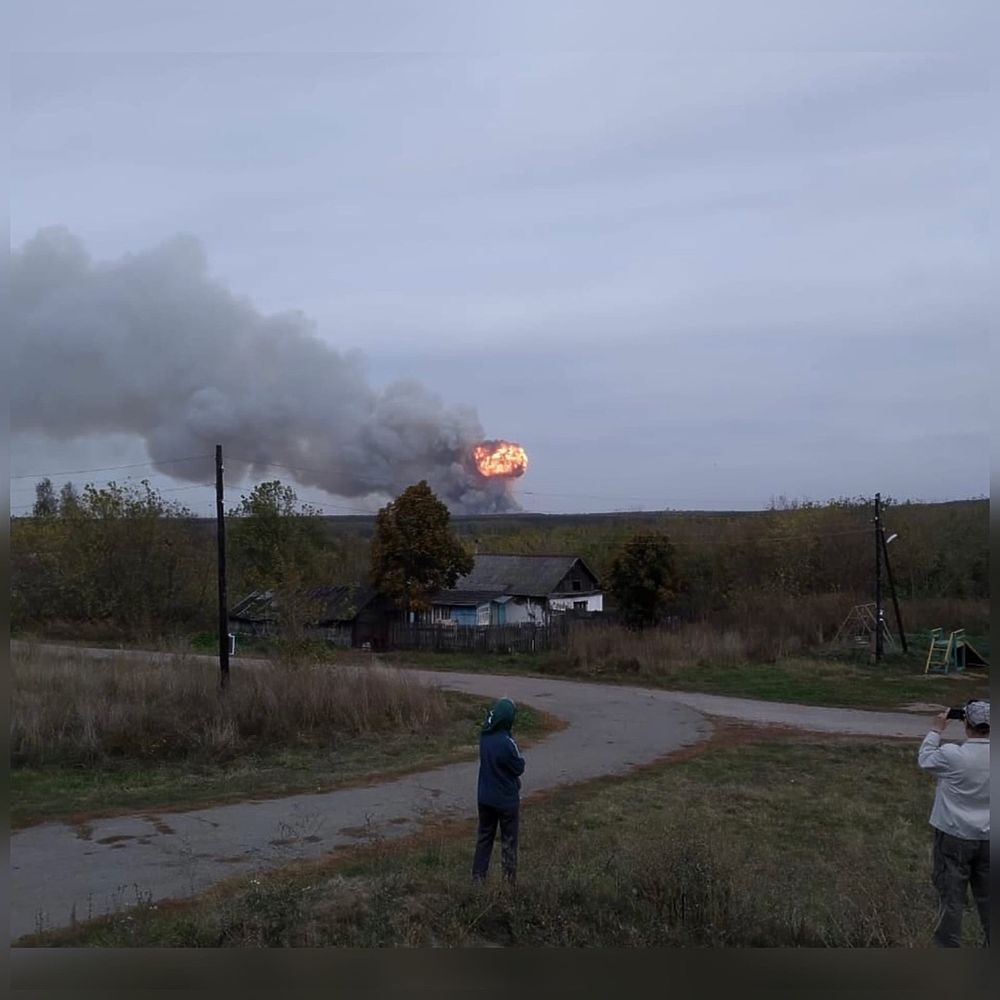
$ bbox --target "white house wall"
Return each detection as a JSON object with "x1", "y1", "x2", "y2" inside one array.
[
  {"x1": 504, "y1": 598, "x2": 547, "y2": 624},
  {"x1": 548, "y1": 594, "x2": 604, "y2": 613}
]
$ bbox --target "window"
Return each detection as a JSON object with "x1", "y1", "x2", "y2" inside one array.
[
  {"x1": 574, "y1": 600, "x2": 587, "y2": 612},
  {"x1": 572, "y1": 580, "x2": 581, "y2": 591}
]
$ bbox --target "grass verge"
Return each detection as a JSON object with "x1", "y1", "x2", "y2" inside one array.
[
  {"x1": 19, "y1": 631, "x2": 990, "y2": 710},
  {"x1": 12, "y1": 695, "x2": 553, "y2": 829},
  {"x1": 383, "y1": 648, "x2": 989, "y2": 710},
  {"x1": 20, "y1": 729, "x2": 984, "y2": 948},
  {"x1": 11, "y1": 644, "x2": 556, "y2": 828}
]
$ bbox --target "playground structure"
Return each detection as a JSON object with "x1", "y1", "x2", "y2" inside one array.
[
  {"x1": 833, "y1": 603, "x2": 895, "y2": 652},
  {"x1": 924, "y1": 628, "x2": 990, "y2": 675},
  {"x1": 832, "y1": 609, "x2": 990, "y2": 675}
]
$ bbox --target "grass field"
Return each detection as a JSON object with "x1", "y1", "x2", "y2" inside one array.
[
  {"x1": 11, "y1": 645, "x2": 554, "y2": 829},
  {"x1": 383, "y1": 646, "x2": 990, "y2": 710},
  {"x1": 23, "y1": 731, "x2": 981, "y2": 948},
  {"x1": 18, "y1": 621, "x2": 990, "y2": 710}
]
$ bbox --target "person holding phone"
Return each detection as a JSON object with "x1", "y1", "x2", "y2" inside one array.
[{"x1": 917, "y1": 699, "x2": 990, "y2": 947}]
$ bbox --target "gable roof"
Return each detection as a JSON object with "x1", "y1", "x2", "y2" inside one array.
[
  {"x1": 230, "y1": 584, "x2": 378, "y2": 623},
  {"x1": 454, "y1": 554, "x2": 600, "y2": 598},
  {"x1": 431, "y1": 589, "x2": 507, "y2": 607}
]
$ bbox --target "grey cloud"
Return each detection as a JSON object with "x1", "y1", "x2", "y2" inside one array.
[
  {"x1": 8, "y1": 40, "x2": 990, "y2": 513},
  {"x1": 10, "y1": 227, "x2": 518, "y2": 511}
]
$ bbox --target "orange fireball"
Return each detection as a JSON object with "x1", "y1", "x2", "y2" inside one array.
[{"x1": 472, "y1": 440, "x2": 528, "y2": 478}]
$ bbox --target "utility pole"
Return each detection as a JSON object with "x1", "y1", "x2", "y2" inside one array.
[
  {"x1": 880, "y1": 526, "x2": 908, "y2": 653},
  {"x1": 216, "y1": 444, "x2": 230, "y2": 690},
  {"x1": 873, "y1": 492, "x2": 884, "y2": 662}
]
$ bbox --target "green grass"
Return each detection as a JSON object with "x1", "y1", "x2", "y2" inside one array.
[
  {"x1": 12, "y1": 695, "x2": 552, "y2": 830},
  {"x1": 25, "y1": 737, "x2": 983, "y2": 948},
  {"x1": 383, "y1": 648, "x2": 990, "y2": 710}
]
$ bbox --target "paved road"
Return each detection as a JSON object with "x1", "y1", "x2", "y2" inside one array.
[{"x1": 9, "y1": 646, "x2": 937, "y2": 941}]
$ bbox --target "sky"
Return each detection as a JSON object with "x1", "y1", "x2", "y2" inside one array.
[{"x1": 8, "y1": 1, "x2": 994, "y2": 516}]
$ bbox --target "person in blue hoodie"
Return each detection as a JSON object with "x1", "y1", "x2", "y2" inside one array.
[{"x1": 472, "y1": 697, "x2": 525, "y2": 884}]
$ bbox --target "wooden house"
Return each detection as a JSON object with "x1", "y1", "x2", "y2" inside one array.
[
  {"x1": 229, "y1": 584, "x2": 393, "y2": 648},
  {"x1": 426, "y1": 554, "x2": 603, "y2": 625}
]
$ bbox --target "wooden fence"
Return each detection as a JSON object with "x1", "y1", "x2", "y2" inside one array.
[{"x1": 387, "y1": 621, "x2": 564, "y2": 654}]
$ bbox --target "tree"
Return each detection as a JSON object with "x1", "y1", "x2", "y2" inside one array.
[
  {"x1": 71, "y1": 480, "x2": 207, "y2": 630},
  {"x1": 228, "y1": 481, "x2": 331, "y2": 662},
  {"x1": 32, "y1": 478, "x2": 58, "y2": 517},
  {"x1": 13, "y1": 479, "x2": 212, "y2": 636},
  {"x1": 59, "y1": 481, "x2": 81, "y2": 515},
  {"x1": 608, "y1": 533, "x2": 678, "y2": 629},
  {"x1": 370, "y1": 481, "x2": 473, "y2": 613},
  {"x1": 228, "y1": 481, "x2": 324, "y2": 591}
]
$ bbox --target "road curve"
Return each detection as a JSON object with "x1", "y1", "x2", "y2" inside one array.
[
  {"x1": 10, "y1": 652, "x2": 711, "y2": 941},
  {"x1": 10, "y1": 645, "x2": 934, "y2": 941}
]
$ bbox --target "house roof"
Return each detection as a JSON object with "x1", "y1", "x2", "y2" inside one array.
[
  {"x1": 229, "y1": 590, "x2": 273, "y2": 620},
  {"x1": 311, "y1": 585, "x2": 380, "y2": 622},
  {"x1": 431, "y1": 589, "x2": 507, "y2": 607},
  {"x1": 230, "y1": 584, "x2": 378, "y2": 624},
  {"x1": 454, "y1": 554, "x2": 600, "y2": 598}
]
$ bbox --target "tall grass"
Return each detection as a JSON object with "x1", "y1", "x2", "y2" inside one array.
[
  {"x1": 561, "y1": 595, "x2": 989, "y2": 674},
  {"x1": 11, "y1": 645, "x2": 448, "y2": 768}
]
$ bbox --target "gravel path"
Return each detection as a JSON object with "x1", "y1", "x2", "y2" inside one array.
[{"x1": 10, "y1": 646, "x2": 935, "y2": 941}]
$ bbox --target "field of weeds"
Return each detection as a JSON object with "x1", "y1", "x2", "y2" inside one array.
[
  {"x1": 12, "y1": 644, "x2": 450, "y2": 766},
  {"x1": 11, "y1": 645, "x2": 550, "y2": 827},
  {"x1": 27, "y1": 734, "x2": 976, "y2": 948}
]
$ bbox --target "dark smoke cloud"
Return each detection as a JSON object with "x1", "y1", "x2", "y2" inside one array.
[{"x1": 11, "y1": 228, "x2": 518, "y2": 512}]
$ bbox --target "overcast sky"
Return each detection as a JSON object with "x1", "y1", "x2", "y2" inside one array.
[{"x1": 9, "y1": 2, "x2": 993, "y2": 515}]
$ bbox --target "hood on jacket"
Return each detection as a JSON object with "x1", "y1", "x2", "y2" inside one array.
[{"x1": 481, "y1": 697, "x2": 517, "y2": 734}]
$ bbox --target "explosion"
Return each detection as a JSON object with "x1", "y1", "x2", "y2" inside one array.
[
  {"x1": 472, "y1": 439, "x2": 529, "y2": 479},
  {"x1": 11, "y1": 227, "x2": 534, "y2": 513}
]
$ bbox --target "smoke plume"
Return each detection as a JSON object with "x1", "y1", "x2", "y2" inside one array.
[{"x1": 11, "y1": 228, "x2": 519, "y2": 512}]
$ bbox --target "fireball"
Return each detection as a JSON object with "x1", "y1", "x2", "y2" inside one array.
[{"x1": 472, "y1": 439, "x2": 528, "y2": 479}]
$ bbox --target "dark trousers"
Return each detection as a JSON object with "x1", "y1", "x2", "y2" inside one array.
[
  {"x1": 472, "y1": 803, "x2": 519, "y2": 883},
  {"x1": 931, "y1": 829, "x2": 990, "y2": 947}
]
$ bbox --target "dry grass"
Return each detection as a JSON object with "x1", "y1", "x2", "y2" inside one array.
[
  {"x1": 901, "y1": 597, "x2": 991, "y2": 635},
  {"x1": 11, "y1": 644, "x2": 449, "y2": 768},
  {"x1": 27, "y1": 738, "x2": 962, "y2": 948},
  {"x1": 563, "y1": 594, "x2": 989, "y2": 674},
  {"x1": 566, "y1": 622, "x2": 780, "y2": 673}
]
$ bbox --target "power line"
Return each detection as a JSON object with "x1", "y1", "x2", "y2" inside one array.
[
  {"x1": 9, "y1": 481, "x2": 216, "y2": 511},
  {"x1": 9, "y1": 449, "x2": 984, "y2": 517},
  {"x1": 520, "y1": 489, "x2": 737, "y2": 505},
  {"x1": 225, "y1": 459, "x2": 745, "y2": 509},
  {"x1": 6, "y1": 502, "x2": 877, "y2": 548},
  {"x1": 227, "y1": 455, "x2": 330, "y2": 478},
  {"x1": 9, "y1": 472, "x2": 212, "y2": 492},
  {"x1": 10, "y1": 454, "x2": 213, "y2": 480}
]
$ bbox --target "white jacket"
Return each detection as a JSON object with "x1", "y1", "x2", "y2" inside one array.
[{"x1": 917, "y1": 732, "x2": 990, "y2": 840}]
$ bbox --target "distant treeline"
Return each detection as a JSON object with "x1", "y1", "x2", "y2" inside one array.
[
  {"x1": 447, "y1": 498, "x2": 990, "y2": 612},
  {"x1": 10, "y1": 479, "x2": 989, "y2": 642}
]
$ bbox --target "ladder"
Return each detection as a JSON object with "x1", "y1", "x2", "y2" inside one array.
[{"x1": 925, "y1": 628, "x2": 965, "y2": 675}]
